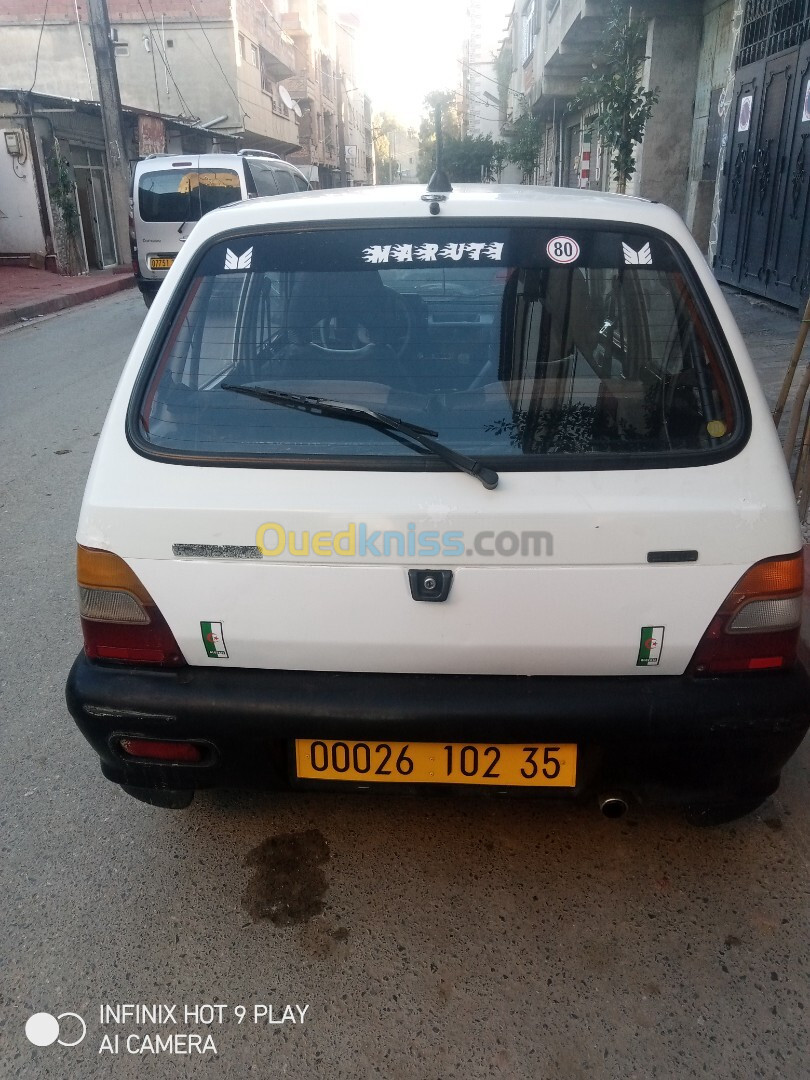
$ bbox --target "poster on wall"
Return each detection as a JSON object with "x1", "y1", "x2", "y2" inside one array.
[
  {"x1": 803, "y1": 79, "x2": 810, "y2": 123},
  {"x1": 138, "y1": 114, "x2": 166, "y2": 156},
  {"x1": 738, "y1": 94, "x2": 753, "y2": 132}
]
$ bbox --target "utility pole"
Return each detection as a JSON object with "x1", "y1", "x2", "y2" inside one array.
[
  {"x1": 335, "y1": 62, "x2": 347, "y2": 187},
  {"x1": 86, "y1": 0, "x2": 132, "y2": 267}
]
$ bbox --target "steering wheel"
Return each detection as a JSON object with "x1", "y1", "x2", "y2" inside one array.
[{"x1": 316, "y1": 292, "x2": 412, "y2": 360}]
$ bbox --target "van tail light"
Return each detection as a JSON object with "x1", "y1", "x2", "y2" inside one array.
[
  {"x1": 77, "y1": 545, "x2": 186, "y2": 667},
  {"x1": 129, "y1": 200, "x2": 138, "y2": 274},
  {"x1": 688, "y1": 552, "x2": 804, "y2": 675}
]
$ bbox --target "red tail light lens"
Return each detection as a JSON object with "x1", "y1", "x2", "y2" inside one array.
[
  {"x1": 77, "y1": 546, "x2": 186, "y2": 667},
  {"x1": 688, "y1": 552, "x2": 804, "y2": 675}
]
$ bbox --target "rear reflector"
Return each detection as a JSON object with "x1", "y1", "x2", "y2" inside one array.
[
  {"x1": 689, "y1": 552, "x2": 804, "y2": 675},
  {"x1": 118, "y1": 738, "x2": 203, "y2": 763},
  {"x1": 77, "y1": 546, "x2": 185, "y2": 667}
]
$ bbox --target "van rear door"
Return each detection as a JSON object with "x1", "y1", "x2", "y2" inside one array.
[{"x1": 134, "y1": 158, "x2": 243, "y2": 281}]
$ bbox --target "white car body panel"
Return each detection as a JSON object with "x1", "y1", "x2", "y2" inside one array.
[{"x1": 80, "y1": 186, "x2": 803, "y2": 677}]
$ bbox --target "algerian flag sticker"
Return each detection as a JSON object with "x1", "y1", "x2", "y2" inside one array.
[
  {"x1": 201, "y1": 621, "x2": 228, "y2": 659},
  {"x1": 637, "y1": 626, "x2": 664, "y2": 666}
]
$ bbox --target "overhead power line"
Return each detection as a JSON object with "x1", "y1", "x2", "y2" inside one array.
[
  {"x1": 135, "y1": 0, "x2": 197, "y2": 118},
  {"x1": 27, "y1": 0, "x2": 50, "y2": 93},
  {"x1": 189, "y1": 1, "x2": 245, "y2": 120},
  {"x1": 459, "y1": 57, "x2": 527, "y2": 101}
]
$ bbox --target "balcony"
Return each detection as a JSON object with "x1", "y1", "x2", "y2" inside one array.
[
  {"x1": 259, "y1": 22, "x2": 297, "y2": 81},
  {"x1": 545, "y1": 0, "x2": 610, "y2": 78},
  {"x1": 284, "y1": 71, "x2": 319, "y2": 105}
]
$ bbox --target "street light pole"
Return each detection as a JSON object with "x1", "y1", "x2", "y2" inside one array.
[{"x1": 86, "y1": 0, "x2": 132, "y2": 267}]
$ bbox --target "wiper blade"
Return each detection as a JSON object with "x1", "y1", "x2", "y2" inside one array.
[{"x1": 220, "y1": 384, "x2": 499, "y2": 489}]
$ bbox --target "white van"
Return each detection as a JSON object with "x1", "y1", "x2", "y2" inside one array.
[
  {"x1": 130, "y1": 150, "x2": 310, "y2": 306},
  {"x1": 67, "y1": 184, "x2": 809, "y2": 823}
]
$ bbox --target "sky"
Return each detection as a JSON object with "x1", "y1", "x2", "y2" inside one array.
[{"x1": 344, "y1": 0, "x2": 513, "y2": 130}]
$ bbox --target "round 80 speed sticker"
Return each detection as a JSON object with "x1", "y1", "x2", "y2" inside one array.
[{"x1": 546, "y1": 235, "x2": 580, "y2": 264}]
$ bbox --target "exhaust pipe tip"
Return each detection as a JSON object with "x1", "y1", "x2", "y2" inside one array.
[{"x1": 598, "y1": 793, "x2": 629, "y2": 819}]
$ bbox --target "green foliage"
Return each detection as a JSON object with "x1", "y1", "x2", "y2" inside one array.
[
  {"x1": 443, "y1": 135, "x2": 509, "y2": 182},
  {"x1": 373, "y1": 112, "x2": 405, "y2": 184},
  {"x1": 506, "y1": 112, "x2": 544, "y2": 178},
  {"x1": 417, "y1": 91, "x2": 461, "y2": 181},
  {"x1": 415, "y1": 90, "x2": 512, "y2": 184},
  {"x1": 491, "y1": 140, "x2": 509, "y2": 181},
  {"x1": 570, "y1": 0, "x2": 658, "y2": 193},
  {"x1": 49, "y1": 151, "x2": 78, "y2": 239}
]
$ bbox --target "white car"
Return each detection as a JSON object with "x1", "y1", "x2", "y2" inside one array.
[{"x1": 66, "y1": 183, "x2": 809, "y2": 822}]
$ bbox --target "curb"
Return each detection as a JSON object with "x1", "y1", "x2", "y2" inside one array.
[{"x1": 0, "y1": 274, "x2": 136, "y2": 330}]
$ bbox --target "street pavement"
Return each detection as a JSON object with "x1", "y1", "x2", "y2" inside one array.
[{"x1": 0, "y1": 290, "x2": 809, "y2": 1080}]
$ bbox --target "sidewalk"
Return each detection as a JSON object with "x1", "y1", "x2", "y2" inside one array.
[
  {"x1": 0, "y1": 264, "x2": 135, "y2": 331},
  {"x1": 721, "y1": 285, "x2": 806, "y2": 416}
]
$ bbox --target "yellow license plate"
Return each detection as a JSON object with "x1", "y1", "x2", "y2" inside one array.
[
  {"x1": 148, "y1": 256, "x2": 174, "y2": 270},
  {"x1": 295, "y1": 740, "x2": 576, "y2": 787}
]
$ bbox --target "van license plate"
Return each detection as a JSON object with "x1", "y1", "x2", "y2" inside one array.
[
  {"x1": 148, "y1": 256, "x2": 174, "y2": 270},
  {"x1": 294, "y1": 740, "x2": 576, "y2": 787}
]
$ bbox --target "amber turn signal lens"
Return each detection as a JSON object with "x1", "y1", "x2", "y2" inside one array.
[
  {"x1": 77, "y1": 546, "x2": 155, "y2": 605},
  {"x1": 728, "y1": 552, "x2": 804, "y2": 604}
]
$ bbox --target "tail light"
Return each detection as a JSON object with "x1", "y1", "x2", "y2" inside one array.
[
  {"x1": 129, "y1": 199, "x2": 138, "y2": 274},
  {"x1": 688, "y1": 552, "x2": 804, "y2": 675},
  {"x1": 77, "y1": 545, "x2": 185, "y2": 666}
]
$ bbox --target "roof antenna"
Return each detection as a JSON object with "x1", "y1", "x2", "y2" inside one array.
[{"x1": 425, "y1": 102, "x2": 452, "y2": 203}]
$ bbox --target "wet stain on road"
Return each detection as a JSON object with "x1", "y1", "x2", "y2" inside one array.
[{"x1": 243, "y1": 829, "x2": 330, "y2": 926}]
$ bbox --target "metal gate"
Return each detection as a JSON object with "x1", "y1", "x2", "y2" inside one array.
[{"x1": 715, "y1": 1, "x2": 810, "y2": 308}]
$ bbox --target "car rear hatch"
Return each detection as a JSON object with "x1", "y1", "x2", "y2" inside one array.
[{"x1": 79, "y1": 217, "x2": 803, "y2": 677}]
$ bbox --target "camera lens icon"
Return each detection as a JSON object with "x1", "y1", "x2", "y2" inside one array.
[{"x1": 25, "y1": 1011, "x2": 86, "y2": 1047}]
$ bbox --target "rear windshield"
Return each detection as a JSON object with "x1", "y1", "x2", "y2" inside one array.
[
  {"x1": 134, "y1": 224, "x2": 744, "y2": 469},
  {"x1": 137, "y1": 168, "x2": 241, "y2": 222}
]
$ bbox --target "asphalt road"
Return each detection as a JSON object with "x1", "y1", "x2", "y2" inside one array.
[{"x1": 1, "y1": 292, "x2": 809, "y2": 1080}]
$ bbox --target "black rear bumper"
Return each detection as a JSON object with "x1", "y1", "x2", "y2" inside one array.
[{"x1": 65, "y1": 652, "x2": 810, "y2": 807}]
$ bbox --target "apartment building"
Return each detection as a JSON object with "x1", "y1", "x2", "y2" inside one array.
[
  {"x1": 498, "y1": 0, "x2": 810, "y2": 310},
  {"x1": 0, "y1": 1, "x2": 303, "y2": 154}
]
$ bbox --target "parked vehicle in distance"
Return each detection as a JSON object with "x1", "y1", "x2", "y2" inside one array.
[
  {"x1": 67, "y1": 183, "x2": 809, "y2": 824},
  {"x1": 130, "y1": 149, "x2": 310, "y2": 306}
]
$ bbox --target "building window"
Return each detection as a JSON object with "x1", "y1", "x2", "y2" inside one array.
[
  {"x1": 521, "y1": 0, "x2": 538, "y2": 65},
  {"x1": 320, "y1": 54, "x2": 333, "y2": 99},
  {"x1": 250, "y1": 43, "x2": 259, "y2": 67},
  {"x1": 239, "y1": 34, "x2": 246, "y2": 61},
  {"x1": 260, "y1": 54, "x2": 290, "y2": 116},
  {"x1": 737, "y1": 0, "x2": 810, "y2": 69}
]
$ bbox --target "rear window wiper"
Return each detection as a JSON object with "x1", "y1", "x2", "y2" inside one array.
[{"x1": 220, "y1": 384, "x2": 499, "y2": 489}]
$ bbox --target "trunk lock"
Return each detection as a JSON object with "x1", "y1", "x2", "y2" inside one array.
[{"x1": 408, "y1": 569, "x2": 453, "y2": 602}]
